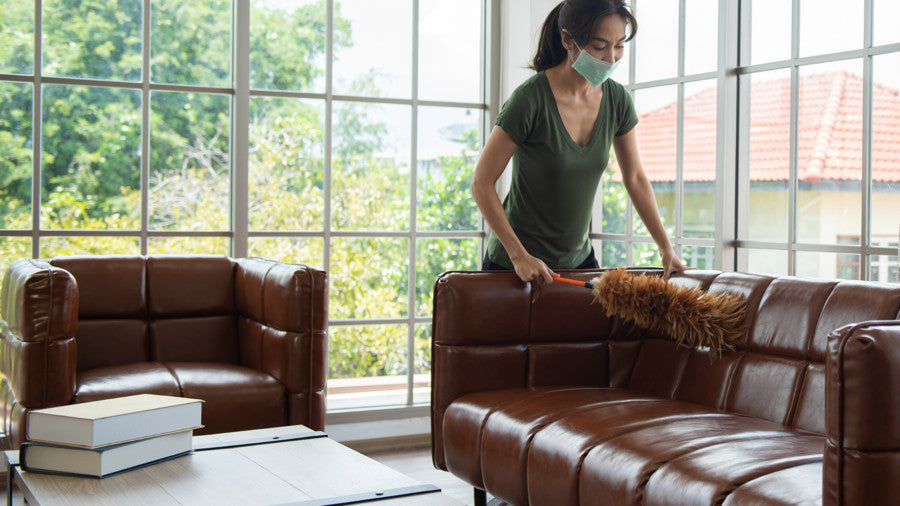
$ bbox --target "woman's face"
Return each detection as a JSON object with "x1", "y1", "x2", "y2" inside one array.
[{"x1": 566, "y1": 14, "x2": 628, "y2": 64}]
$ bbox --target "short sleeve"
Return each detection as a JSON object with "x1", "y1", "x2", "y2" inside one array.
[
  {"x1": 614, "y1": 84, "x2": 639, "y2": 136},
  {"x1": 494, "y1": 83, "x2": 537, "y2": 146}
]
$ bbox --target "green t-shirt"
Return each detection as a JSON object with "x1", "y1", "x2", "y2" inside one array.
[{"x1": 486, "y1": 72, "x2": 639, "y2": 269}]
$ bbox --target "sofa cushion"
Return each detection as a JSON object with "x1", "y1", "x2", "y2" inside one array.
[
  {"x1": 50, "y1": 256, "x2": 146, "y2": 319},
  {"x1": 75, "y1": 319, "x2": 149, "y2": 370},
  {"x1": 73, "y1": 362, "x2": 285, "y2": 435},
  {"x1": 722, "y1": 462, "x2": 823, "y2": 506},
  {"x1": 150, "y1": 316, "x2": 238, "y2": 363},
  {"x1": 525, "y1": 397, "x2": 722, "y2": 506},
  {"x1": 146, "y1": 256, "x2": 235, "y2": 317},
  {"x1": 444, "y1": 386, "x2": 830, "y2": 506},
  {"x1": 167, "y1": 363, "x2": 285, "y2": 434},
  {"x1": 643, "y1": 435, "x2": 823, "y2": 505},
  {"x1": 480, "y1": 388, "x2": 664, "y2": 506},
  {"x1": 579, "y1": 416, "x2": 797, "y2": 505},
  {"x1": 73, "y1": 362, "x2": 182, "y2": 403}
]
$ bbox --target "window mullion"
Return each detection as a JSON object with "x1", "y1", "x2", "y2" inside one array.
[
  {"x1": 861, "y1": 0, "x2": 874, "y2": 278},
  {"x1": 140, "y1": 0, "x2": 151, "y2": 255},
  {"x1": 232, "y1": 0, "x2": 250, "y2": 258},
  {"x1": 407, "y1": 0, "x2": 420, "y2": 407}
]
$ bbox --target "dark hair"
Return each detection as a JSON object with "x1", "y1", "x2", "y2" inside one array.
[{"x1": 531, "y1": 0, "x2": 637, "y2": 72}]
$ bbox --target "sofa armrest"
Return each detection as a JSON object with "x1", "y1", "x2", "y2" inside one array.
[
  {"x1": 825, "y1": 321, "x2": 900, "y2": 505},
  {"x1": 0, "y1": 259, "x2": 78, "y2": 408},
  {"x1": 235, "y1": 257, "x2": 328, "y2": 430}
]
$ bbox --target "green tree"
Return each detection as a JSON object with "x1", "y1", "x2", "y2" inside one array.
[{"x1": 0, "y1": 0, "x2": 481, "y2": 383}]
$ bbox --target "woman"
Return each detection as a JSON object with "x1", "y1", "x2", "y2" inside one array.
[{"x1": 472, "y1": 0, "x2": 686, "y2": 284}]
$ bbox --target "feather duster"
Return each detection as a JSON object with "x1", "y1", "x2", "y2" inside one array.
[{"x1": 590, "y1": 268, "x2": 747, "y2": 358}]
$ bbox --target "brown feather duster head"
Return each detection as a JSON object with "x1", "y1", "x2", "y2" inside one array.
[{"x1": 591, "y1": 268, "x2": 747, "y2": 359}]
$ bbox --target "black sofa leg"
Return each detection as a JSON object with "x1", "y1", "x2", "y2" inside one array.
[{"x1": 474, "y1": 487, "x2": 487, "y2": 506}]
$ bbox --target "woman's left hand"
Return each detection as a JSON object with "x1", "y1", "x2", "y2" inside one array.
[{"x1": 661, "y1": 248, "x2": 688, "y2": 279}]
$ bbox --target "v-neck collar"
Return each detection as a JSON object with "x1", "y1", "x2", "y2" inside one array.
[{"x1": 541, "y1": 71, "x2": 607, "y2": 153}]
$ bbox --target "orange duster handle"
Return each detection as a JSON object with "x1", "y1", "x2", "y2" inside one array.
[{"x1": 552, "y1": 276, "x2": 594, "y2": 289}]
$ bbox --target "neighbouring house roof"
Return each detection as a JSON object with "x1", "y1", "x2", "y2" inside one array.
[{"x1": 627, "y1": 71, "x2": 900, "y2": 183}]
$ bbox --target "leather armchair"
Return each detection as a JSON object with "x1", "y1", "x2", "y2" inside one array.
[{"x1": 0, "y1": 255, "x2": 328, "y2": 449}]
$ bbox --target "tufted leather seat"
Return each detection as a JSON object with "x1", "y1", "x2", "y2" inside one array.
[
  {"x1": 0, "y1": 255, "x2": 328, "y2": 449},
  {"x1": 431, "y1": 268, "x2": 900, "y2": 505}
]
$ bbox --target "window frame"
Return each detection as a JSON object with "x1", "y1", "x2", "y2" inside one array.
[{"x1": 0, "y1": 0, "x2": 497, "y2": 416}]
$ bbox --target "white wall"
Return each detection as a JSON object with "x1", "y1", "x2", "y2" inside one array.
[{"x1": 500, "y1": 0, "x2": 559, "y2": 101}]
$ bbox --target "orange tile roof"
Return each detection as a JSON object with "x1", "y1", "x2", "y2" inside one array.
[{"x1": 624, "y1": 71, "x2": 900, "y2": 183}]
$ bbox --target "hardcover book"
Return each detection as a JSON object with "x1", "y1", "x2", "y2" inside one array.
[
  {"x1": 26, "y1": 394, "x2": 203, "y2": 448},
  {"x1": 20, "y1": 429, "x2": 193, "y2": 478}
]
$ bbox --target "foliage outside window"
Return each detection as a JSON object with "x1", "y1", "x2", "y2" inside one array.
[{"x1": 0, "y1": 0, "x2": 485, "y2": 411}]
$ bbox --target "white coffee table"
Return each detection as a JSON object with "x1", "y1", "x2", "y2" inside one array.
[{"x1": 5, "y1": 425, "x2": 460, "y2": 505}]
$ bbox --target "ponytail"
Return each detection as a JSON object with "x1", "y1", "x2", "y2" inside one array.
[
  {"x1": 531, "y1": 3, "x2": 566, "y2": 72},
  {"x1": 530, "y1": 0, "x2": 638, "y2": 73}
]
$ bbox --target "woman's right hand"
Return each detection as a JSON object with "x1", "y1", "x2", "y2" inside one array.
[{"x1": 511, "y1": 254, "x2": 557, "y2": 285}]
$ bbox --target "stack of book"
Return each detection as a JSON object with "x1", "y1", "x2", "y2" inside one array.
[{"x1": 20, "y1": 394, "x2": 203, "y2": 478}]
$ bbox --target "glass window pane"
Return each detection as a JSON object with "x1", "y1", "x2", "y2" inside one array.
[
  {"x1": 684, "y1": 0, "x2": 717, "y2": 76},
  {"x1": 0, "y1": 0, "x2": 34, "y2": 74},
  {"x1": 332, "y1": 102, "x2": 410, "y2": 231},
  {"x1": 327, "y1": 324, "x2": 408, "y2": 410},
  {"x1": 0, "y1": 238, "x2": 32, "y2": 290},
  {"x1": 250, "y1": 0, "x2": 326, "y2": 93},
  {"x1": 419, "y1": 0, "x2": 481, "y2": 102},
  {"x1": 869, "y1": 253, "x2": 899, "y2": 283},
  {"x1": 150, "y1": 91, "x2": 231, "y2": 231},
  {"x1": 634, "y1": 0, "x2": 678, "y2": 82},
  {"x1": 597, "y1": 174, "x2": 627, "y2": 235},
  {"x1": 42, "y1": 85, "x2": 141, "y2": 231},
  {"x1": 743, "y1": 69, "x2": 791, "y2": 242},
  {"x1": 633, "y1": 86, "x2": 677, "y2": 237},
  {"x1": 248, "y1": 237, "x2": 324, "y2": 269},
  {"x1": 595, "y1": 238, "x2": 626, "y2": 268},
  {"x1": 249, "y1": 97, "x2": 325, "y2": 231},
  {"x1": 741, "y1": 248, "x2": 788, "y2": 276},
  {"x1": 797, "y1": 61, "x2": 863, "y2": 245},
  {"x1": 1, "y1": 82, "x2": 32, "y2": 230},
  {"x1": 333, "y1": 0, "x2": 411, "y2": 98},
  {"x1": 414, "y1": 324, "x2": 432, "y2": 395},
  {"x1": 611, "y1": 42, "x2": 630, "y2": 85},
  {"x1": 796, "y1": 251, "x2": 859, "y2": 280},
  {"x1": 42, "y1": 0, "x2": 142, "y2": 81},
  {"x1": 683, "y1": 80, "x2": 716, "y2": 239},
  {"x1": 415, "y1": 238, "x2": 478, "y2": 317},
  {"x1": 748, "y1": 0, "x2": 791, "y2": 65},
  {"x1": 417, "y1": 107, "x2": 480, "y2": 231},
  {"x1": 330, "y1": 237, "x2": 408, "y2": 319},
  {"x1": 147, "y1": 237, "x2": 230, "y2": 255},
  {"x1": 151, "y1": 0, "x2": 231, "y2": 86},
  {"x1": 682, "y1": 245, "x2": 715, "y2": 270},
  {"x1": 799, "y1": 0, "x2": 863, "y2": 58},
  {"x1": 872, "y1": 53, "x2": 900, "y2": 247},
  {"x1": 40, "y1": 237, "x2": 140, "y2": 257},
  {"x1": 874, "y1": 0, "x2": 900, "y2": 46},
  {"x1": 632, "y1": 242, "x2": 660, "y2": 267}
]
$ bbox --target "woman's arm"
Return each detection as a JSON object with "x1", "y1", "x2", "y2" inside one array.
[
  {"x1": 613, "y1": 128, "x2": 687, "y2": 278},
  {"x1": 472, "y1": 126, "x2": 556, "y2": 284}
]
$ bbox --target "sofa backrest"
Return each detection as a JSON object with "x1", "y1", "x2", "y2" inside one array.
[
  {"x1": 617, "y1": 271, "x2": 900, "y2": 435},
  {"x1": 432, "y1": 269, "x2": 900, "y2": 439},
  {"x1": 50, "y1": 255, "x2": 239, "y2": 371}
]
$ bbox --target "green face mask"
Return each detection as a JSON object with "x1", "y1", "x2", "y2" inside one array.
[{"x1": 571, "y1": 42, "x2": 619, "y2": 87}]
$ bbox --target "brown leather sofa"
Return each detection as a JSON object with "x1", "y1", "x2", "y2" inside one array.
[
  {"x1": 0, "y1": 255, "x2": 328, "y2": 449},
  {"x1": 431, "y1": 268, "x2": 900, "y2": 505}
]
